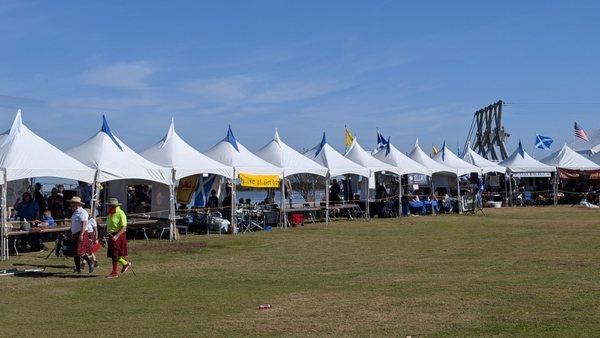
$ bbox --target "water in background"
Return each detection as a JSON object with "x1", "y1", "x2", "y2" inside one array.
[{"x1": 236, "y1": 190, "x2": 325, "y2": 206}]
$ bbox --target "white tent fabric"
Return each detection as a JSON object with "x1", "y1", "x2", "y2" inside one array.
[
  {"x1": 432, "y1": 145, "x2": 482, "y2": 176},
  {"x1": 141, "y1": 119, "x2": 234, "y2": 180},
  {"x1": 541, "y1": 144, "x2": 600, "y2": 171},
  {"x1": 204, "y1": 126, "x2": 283, "y2": 177},
  {"x1": 344, "y1": 139, "x2": 401, "y2": 175},
  {"x1": 407, "y1": 140, "x2": 455, "y2": 175},
  {"x1": 373, "y1": 142, "x2": 430, "y2": 176},
  {"x1": 0, "y1": 110, "x2": 94, "y2": 183},
  {"x1": 462, "y1": 146, "x2": 506, "y2": 174},
  {"x1": 66, "y1": 116, "x2": 172, "y2": 185},
  {"x1": 304, "y1": 133, "x2": 369, "y2": 178},
  {"x1": 499, "y1": 141, "x2": 555, "y2": 174},
  {"x1": 255, "y1": 130, "x2": 328, "y2": 177}
]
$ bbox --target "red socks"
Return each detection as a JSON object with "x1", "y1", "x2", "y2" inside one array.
[{"x1": 111, "y1": 261, "x2": 118, "y2": 275}]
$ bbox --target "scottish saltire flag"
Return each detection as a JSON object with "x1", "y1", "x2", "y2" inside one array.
[
  {"x1": 534, "y1": 134, "x2": 553, "y2": 150},
  {"x1": 456, "y1": 142, "x2": 461, "y2": 157},
  {"x1": 574, "y1": 122, "x2": 590, "y2": 141},
  {"x1": 376, "y1": 129, "x2": 389, "y2": 150}
]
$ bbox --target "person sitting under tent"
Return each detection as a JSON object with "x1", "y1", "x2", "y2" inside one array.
[
  {"x1": 14, "y1": 192, "x2": 43, "y2": 252},
  {"x1": 206, "y1": 190, "x2": 219, "y2": 209},
  {"x1": 329, "y1": 179, "x2": 341, "y2": 203}
]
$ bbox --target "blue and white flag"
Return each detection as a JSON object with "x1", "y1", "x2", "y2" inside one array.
[
  {"x1": 376, "y1": 129, "x2": 388, "y2": 150},
  {"x1": 534, "y1": 134, "x2": 553, "y2": 150}
]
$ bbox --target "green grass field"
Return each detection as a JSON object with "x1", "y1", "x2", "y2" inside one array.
[{"x1": 1, "y1": 206, "x2": 599, "y2": 337}]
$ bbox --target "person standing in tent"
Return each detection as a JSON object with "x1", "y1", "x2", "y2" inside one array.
[
  {"x1": 68, "y1": 196, "x2": 94, "y2": 274},
  {"x1": 105, "y1": 198, "x2": 132, "y2": 279}
]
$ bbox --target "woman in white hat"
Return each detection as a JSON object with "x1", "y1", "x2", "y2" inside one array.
[{"x1": 68, "y1": 196, "x2": 94, "y2": 274}]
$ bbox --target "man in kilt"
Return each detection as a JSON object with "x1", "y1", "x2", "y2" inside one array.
[
  {"x1": 69, "y1": 196, "x2": 94, "y2": 274},
  {"x1": 106, "y1": 198, "x2": 131, "y2": 279}
]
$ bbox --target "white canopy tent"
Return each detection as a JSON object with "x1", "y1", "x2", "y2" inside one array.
[
  {"x1": 304, "y1": 133, "x2": 369, "y2": 224},
  {"x1": 462, "y1": 145, "x2": 506, "y2": 174},
  {"x1": 141, "y1": 119, "x2": 234, "y2": 180},
  {"x1": 500, "y1": 141, "x2": 556, "y2": 205},
  {"x1": 432, "y1": 145, "x2": 482, "y2": 176},
  {"x1": 344, "y1": 138, "x2": 400, "y2": 218},
  {"x1": 408, "y1": 141, "x2": 455, "y2": 175},
  {"x1": 373, "y1": 141, "x2": 431, "y2": 216},
  {"x1": 205, "y1": 126, "x2": 283, "y2": 230},
  {"x1": 499, "y1": 141, "x2": 556, "y2": 175},
  {"x1": 1, "y1": 110, "x2": 95, "y2": 260},
  {"x1": 205, "y1": 126, "x2": 283, "y2": 177},
  {"x1": 408, "y1": 140, "x2": 459, "y2": 210},
  {"x1": 541, "y1": 144, "x2": 600, "y2": 171},
  {"x1": 67, "y1": 116, "x2": 174, "y2": 238},
  {"x1": 256, "y1": 130, "x2": 328, "y2": 226},
  {"x1": 256, "y1": 130, "x2": 328, "y2": 178},
  {"x1": 141, "y1": 119, "x2": 234, "y2": 237},
  {"x1": 373, "y1": 142, "x2": 430, "y2": 176},
  {"x1": 432, "y1": 145, "x2": 481, "y2": 212}
]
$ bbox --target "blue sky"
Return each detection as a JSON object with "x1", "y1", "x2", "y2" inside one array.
[{"x1": 1, "y1": 1, "x2": 599, "y2": 156}]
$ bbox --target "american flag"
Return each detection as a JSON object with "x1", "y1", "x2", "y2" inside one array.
[{"x1": 574, "y1": 122, "x2": 589, "y2": 141}]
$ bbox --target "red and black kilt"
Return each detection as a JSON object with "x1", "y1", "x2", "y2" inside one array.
[
  {"x1": 70, "y1": 232, "x2": 90, "y2": 256},
  {"x1": 107, "y1": 234, "x2": 127, "y2": 258}
]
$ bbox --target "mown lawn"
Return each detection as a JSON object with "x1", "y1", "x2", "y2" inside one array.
[{"x1": 1, "y1": 206, "x2": 599, "y2": 337}]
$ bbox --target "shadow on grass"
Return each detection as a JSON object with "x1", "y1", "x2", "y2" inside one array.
[
  {"x1": 13, "y1": 271, "x2": 99, "y2": 279},
  {"x1": 13, "y1": 263, "x2": 73, "y2": 269}
]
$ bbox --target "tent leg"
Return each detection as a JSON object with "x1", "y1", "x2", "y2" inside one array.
[
  {"x1": 456, "y1": 174, "x2": 462, "y2": 214},
  {"x1": 553, "y1": 173, "x2": 558, "y2": 206},
  {"x1": 280, "y1": 177, "x2": 286, "y2": 228},
  {"x1": 1, "y1": 173, "x2": 7, "y2": 261},
  {"x1": 398, "y1": 175, "x2": 403, "y2": 217},
  {"x1": 508, "y1": 174, "x2": 513, "y2": 207},
  {"x1": 231, "y1": 173, "x2": 236, "y2": 234},
  {"x1": 325, "y1": 176, "x2": 330, "y2": 226},
  {"x1": 365, "y1": 176, "x2": 370, "y2": 221}
]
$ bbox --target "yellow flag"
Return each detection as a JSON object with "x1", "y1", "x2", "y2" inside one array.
[
  {"x1": 345, "y1": 127, "x2": 355, "y2": 149},
  {"x1": 432, "y1": 146, "x2": 439, "y2": 156}
]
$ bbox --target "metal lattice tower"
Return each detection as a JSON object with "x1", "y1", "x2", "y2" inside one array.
[{"x1": 464, "y1": 100, "x2": 510, "y2": 161}]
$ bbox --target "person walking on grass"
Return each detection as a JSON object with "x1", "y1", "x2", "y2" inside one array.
[
  {"x1": 69, "y1": 196, "x2": 94, "y2": 274},
  {"x1": 106, "y1": 198, "x2": 131, "y2": 279}
]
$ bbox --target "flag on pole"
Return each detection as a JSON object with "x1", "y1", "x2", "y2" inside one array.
[
  {"x1": 574, "y1": 122, "x2": 590, "y2": 141},
  {"x1": 456, "y1": 142, "x2": 461, "y2": 157},
  {"x1": 344, "y1": 126, "x2": 355, "y2": 149},
  {"x1": 441, "y1": 141, "x2": 446, "y2": 161},
  {"x1": 376, "y1": 129, "x2": 388, "y2": 150},
  {"x1": 534, "y1": 134, "x2": 553, "y2": 150},
  {"x1": 431, "y1": 145, "x2": 439, "y2": 157}
]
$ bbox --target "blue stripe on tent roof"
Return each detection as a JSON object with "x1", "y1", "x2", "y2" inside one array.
[
  {"x1": 315, "y1": 132, "x2": 327, "y2": 156},
  {"x1": 226, "y1": 125, "x2": 239, "y2": 152},
  {"x1": 101, "y1": 115, "x2": 123, "y2": 151}
]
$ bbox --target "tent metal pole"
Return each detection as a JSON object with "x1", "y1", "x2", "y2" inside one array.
[
  {"x1": 231, "y1": 170, "x2": 236, "y2": 234},
  {"x1": 456, "y1": 172, "x2": 462, "y2": 214},
  {"x1": 90, "y1": 170, "x2": 100, "y2": 218},
  {"x1": 325, "y1": 176, "x2": 330, "y2": 226},
  {"x1": 280, "y1": 174, "x2": 286, "y2": 228},
  {"x1": 1, "y1": 171, "x2": 7, "y2": 261},
  {"x1": 552, "y1": 172, "x2": 558, "y2": 206},
  {"x1": 312, "y1": 179, "x2": 316, "y2": 208},
  {"x1": 365, "y1": 175, "x2": 370, "y2": 221},
  {"x1": 169, "y1": 169, "x2": 176, "y2": 241},
  {"x1": 508, "y1": 174, "x2": 513, "y2": 207},
  {"x1": 398, "y1": 174, "x2": 403, "y2": 217}
]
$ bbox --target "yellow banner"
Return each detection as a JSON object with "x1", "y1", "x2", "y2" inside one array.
[
  {"x1": 239, "y1": 173, "x2": 280, "y2": 188},
  {"x1": 177, "y1": 175, "x2": 199, "y2": 204}
]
